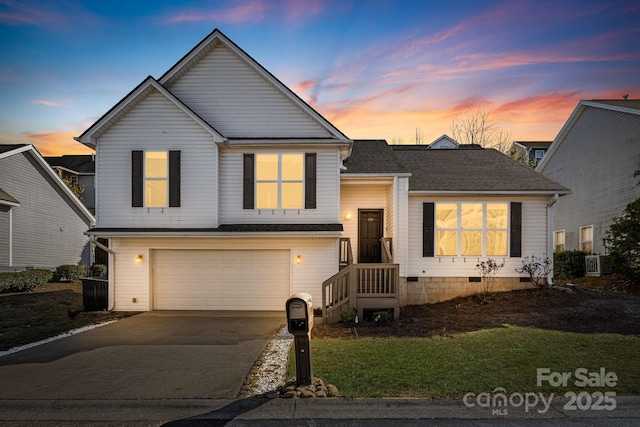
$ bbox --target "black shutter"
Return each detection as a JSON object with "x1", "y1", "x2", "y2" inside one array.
[
  {"x1": 510, "y1": 202, "x2": 522, "y2": 257},
  {"x1": 305, "y1": 153, "x2": 317, "y2": 209},
  {"x1": 131, "y1": 151, "x2": 143, "y2": 207},
  {"x1": 169, "y1": 151, "x2": 181, "y2": 207},
  {"x1": 243, "y1": 154, "x2": 254, "y2": 209},
  {"x1": 423, "y1": 203, "x2": 435, "y2": 257}
]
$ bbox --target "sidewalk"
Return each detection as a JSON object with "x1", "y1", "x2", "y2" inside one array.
[{"x1": 2, "y1": 396, "x2": 640, "y2": 426}]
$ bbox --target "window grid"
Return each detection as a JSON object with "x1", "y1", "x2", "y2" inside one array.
[
  {"x1": 580, "y1": 226, "x2": 593, "y2": 254},
  {"x1": 435, "y1": 202, "x2": 509, "y2": 257},
  {"x1": 255, "y1": 153, "x2": 304, "y2": 209},
  {"x1": 144, "y1": 151, "x2": 168, "y2": 207}
]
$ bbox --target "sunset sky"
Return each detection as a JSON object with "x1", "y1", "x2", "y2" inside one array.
[{"x1": 1, "y1": 0, "x2": 639, "y2": 156}]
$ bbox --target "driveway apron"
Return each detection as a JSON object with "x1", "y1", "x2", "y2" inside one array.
[{"x1": 0, "y1": 311, "x2": 285, "y2": 399}]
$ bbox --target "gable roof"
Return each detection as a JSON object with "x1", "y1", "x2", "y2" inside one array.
[
  {"x1": 75, "y1": 76, "x2": 225, "y2": 148},
  {"x1": 428, "y1": 134, "x2": 459, "y2": 149},
  {"x1": 159, "y1": 29, "x2": 349, "y2": 141},
  {"x1": 0, "y1": 187, "x2": 19, "y2": 206},
  {"x1": 45, "y1": 154, "x2": 95, "y2": 174},
  {"x1": 537, "y1": 99, "x2": 640, "y2": 172},
  {"x1": 0, "y1": 144, "x2": 94, "y2": 222},
  {"x1": 390, "y1": 145, "x2": 570, "y2": 194}
]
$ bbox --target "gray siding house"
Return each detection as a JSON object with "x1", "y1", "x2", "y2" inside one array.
[
  {"x1": 0, "y1": 144, "x2": 95, "y2": 270},
  {"x1": 537, "y1": 99, "x2": 640, "y2": 255},
  {"x1": 45, "y1": 154, "x2": 96, "y2": 214}
]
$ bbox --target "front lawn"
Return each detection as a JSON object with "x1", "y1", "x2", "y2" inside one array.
[
  {"x1": 0, "y1": 281, "x2": 135, "y2": 351},
  {"x1": 289, "y1": 326, "x2": 640, "y2": 398}
]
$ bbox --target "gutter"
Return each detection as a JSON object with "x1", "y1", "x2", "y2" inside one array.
[
  {"x1": 90, "y1": 236, "x2": 116, "y2": 311},
  {"x1": 546, "y1": 194, "x2": 560, "y2": 285}
]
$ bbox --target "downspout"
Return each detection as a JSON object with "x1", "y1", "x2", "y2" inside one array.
[
  {"x1": 90, "y1": 236, "x2": 116, "y2": 310},
  {"x1": 546, "y1": 194, "x2": 560, "y2": 285},
  {"x1": 8, "y1": 209, "x2": 12, "y2": 267}
]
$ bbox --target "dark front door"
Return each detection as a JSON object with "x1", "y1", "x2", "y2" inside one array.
[{"x1": 358, "y1": 210, "x2": 383, "y2": 263}]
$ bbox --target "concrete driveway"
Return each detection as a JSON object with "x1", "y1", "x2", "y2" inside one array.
[{"x1": 0, "y1": 311, "x2": 285, "y2": 400}]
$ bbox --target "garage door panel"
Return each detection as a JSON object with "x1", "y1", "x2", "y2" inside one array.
[{"x1": 153, "y1": 250, "x2": 290, "y2": 310}]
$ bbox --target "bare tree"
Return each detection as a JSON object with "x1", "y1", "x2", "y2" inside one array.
[{"x1": 450, "y1": 104, "x2": 512, "y2": 152}]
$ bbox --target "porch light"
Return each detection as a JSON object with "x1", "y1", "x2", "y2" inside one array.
[
  {"x1": 135, "y1": 254, "x2": 144, "y2": 264},
  {"x1": 345, "y1": 212, "x2": 352, "y2": 220},
  {"x1": 296, "y1": 255, "x2": 302, "y2": 265}
]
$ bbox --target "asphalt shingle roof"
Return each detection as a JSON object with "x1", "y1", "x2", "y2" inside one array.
[
  {"x1": 44, "y1": 155, "x2": 95, "y2": 174},
  {"x1": 342, "y1": 140, "x2": 409, "y2": 174},
  {"x1": 342, "y1": 140, "x2": 568, "y2": 193},
  {"x1": 0, "y1": 144, "x2": 27, "y2": 154},
  {"x1": 391, "y1": 146, "x2": 570, "y2": 192}
]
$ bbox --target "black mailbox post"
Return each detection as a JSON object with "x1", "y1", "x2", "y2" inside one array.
[{"x1": 286, "y1": 292, "x2": 313, "y2": 386}]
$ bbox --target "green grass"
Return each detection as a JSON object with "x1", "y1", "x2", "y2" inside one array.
[
  {"x1": 0, "y1": 282, "x2": 135, "y2": 351},
  {"x1": 288, "y1": 326, "x2": 640, "y2": 397}
]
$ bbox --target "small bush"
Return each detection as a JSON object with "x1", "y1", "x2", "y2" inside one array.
[
  {"x1": 554, "y1": 250, "x2": 586, "y2": 279},
  {"x1": 55, "y1": 264, "x2": 86, "y2": 282},
  {"x1": 90, "y1": 264, "x2": 107, "y2": 278},
  {"x1": 373, "y1": 310, "x2": 394, "y2": 325},
  {"x1": 0, "y1": 269, "x2": 53, "y2": 293},
  {"x1": 516, "y1": 256, "x2": 552, "y2": 289},
  {"x1": 340, "y1": 310, "x2": 357, "y2": 323}
]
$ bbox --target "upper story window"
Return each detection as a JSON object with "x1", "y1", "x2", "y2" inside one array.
[
  {"x1": 534, "y1": 150, "x2": 545, "y2": 161},
  {"x1": 580, "y1": 226, "x2": 593, "y2": 254},
  {"x1": 145, "y1": 151, "x2": 168, "y2": 207},
  {"x1": 255, "y1": 153, "x2": 304, "y2": 209},
  {"x1": 435, "y1": 202, "x2": 509, "y2": 257},
  {"x1": 554, "y1": 230, "x2": 565, "y2": 252},
  {"x1": 132, "y1": 150, "x2": 180, "y2": 208}
]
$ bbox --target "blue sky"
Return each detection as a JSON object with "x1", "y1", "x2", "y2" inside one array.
[{"x1": 1, "y1": 0, "x2": 639, "y2": 155}]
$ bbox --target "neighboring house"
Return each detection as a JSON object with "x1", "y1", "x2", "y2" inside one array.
[
  {"x1": 45, "y1": 154, "x2": 96, "y2": 214},
  {"x1": 75, "y1": 29, "x2": 569, "y2": 316},
  {"x1": 537, "y1": 99, "x2": 640, "y2": 256},
  {"x1": 428, "y1": 134, "x2": 459, "y2": 149},
  {"x1": 0, "y1": 144, "x2": 95, "y2": 271},
  {"x1": 509, "y1": 141, "x2": 552, "y2": 166}
]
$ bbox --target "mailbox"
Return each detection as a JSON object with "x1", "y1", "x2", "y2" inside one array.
[
  {"x1": 286, "y1": 292, "x2": 314, "y2": 386},
  {"x1": 286, "y1": 292, "x2": 313, "y2": 335}
]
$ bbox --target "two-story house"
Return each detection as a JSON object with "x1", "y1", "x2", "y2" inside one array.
[
  {"x1": 76, "y1": 30, "x2": 569, "y2": 317},
  {"x1": 537, "y1": 99, "x2": 640, "y2": 256}
]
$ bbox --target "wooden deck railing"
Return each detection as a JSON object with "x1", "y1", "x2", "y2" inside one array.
[
  {"x1": 339, "y1": 237, "x2": 353, "y2": 270},
  {"x1": 322, "y1": 263, "x2": 399, "y2": 323}
]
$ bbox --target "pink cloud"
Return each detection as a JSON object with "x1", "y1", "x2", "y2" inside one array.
[
  {"x1": 32, "y1": 99, "x2": 63, "y2": 107},
  {"x1": 162, "y1": 0, "x2": 328, "y2": 24},
  {"x1": 0, "y1": 0, "x2": 102, "y2": 31}
]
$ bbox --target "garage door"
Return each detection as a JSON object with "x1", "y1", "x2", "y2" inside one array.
[{"x1": 152, "y1": 250, "x2": 290, "y2": 310}]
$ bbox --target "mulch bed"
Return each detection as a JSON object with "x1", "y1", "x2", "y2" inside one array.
[{"x1": 313, "y1": 278, "x2": 640, "y2": 339}]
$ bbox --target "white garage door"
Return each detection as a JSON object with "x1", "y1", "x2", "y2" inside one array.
[{"x1": 152, "y1": 250, "x2": 291, "y2": 310}]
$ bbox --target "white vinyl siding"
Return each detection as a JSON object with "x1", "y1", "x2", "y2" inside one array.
[
  {"x1": 406, "y1": 196, "x2": 550, "y2": 277},
  {"x1": 220, "y1": 149, "x2": 339, "y2": 223},
  {"x1": 108, "y1": 237, "x2": 338, "y2": 311},
  {"x1": 165, "y1": 43, "x2": 332, "y2": 138},
  {"x1": 340, "y1": 183, "x2": 388, "y2": 265},
  {"x1": 96, "y1": 90, "x2": 219, "y2": 228}
]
